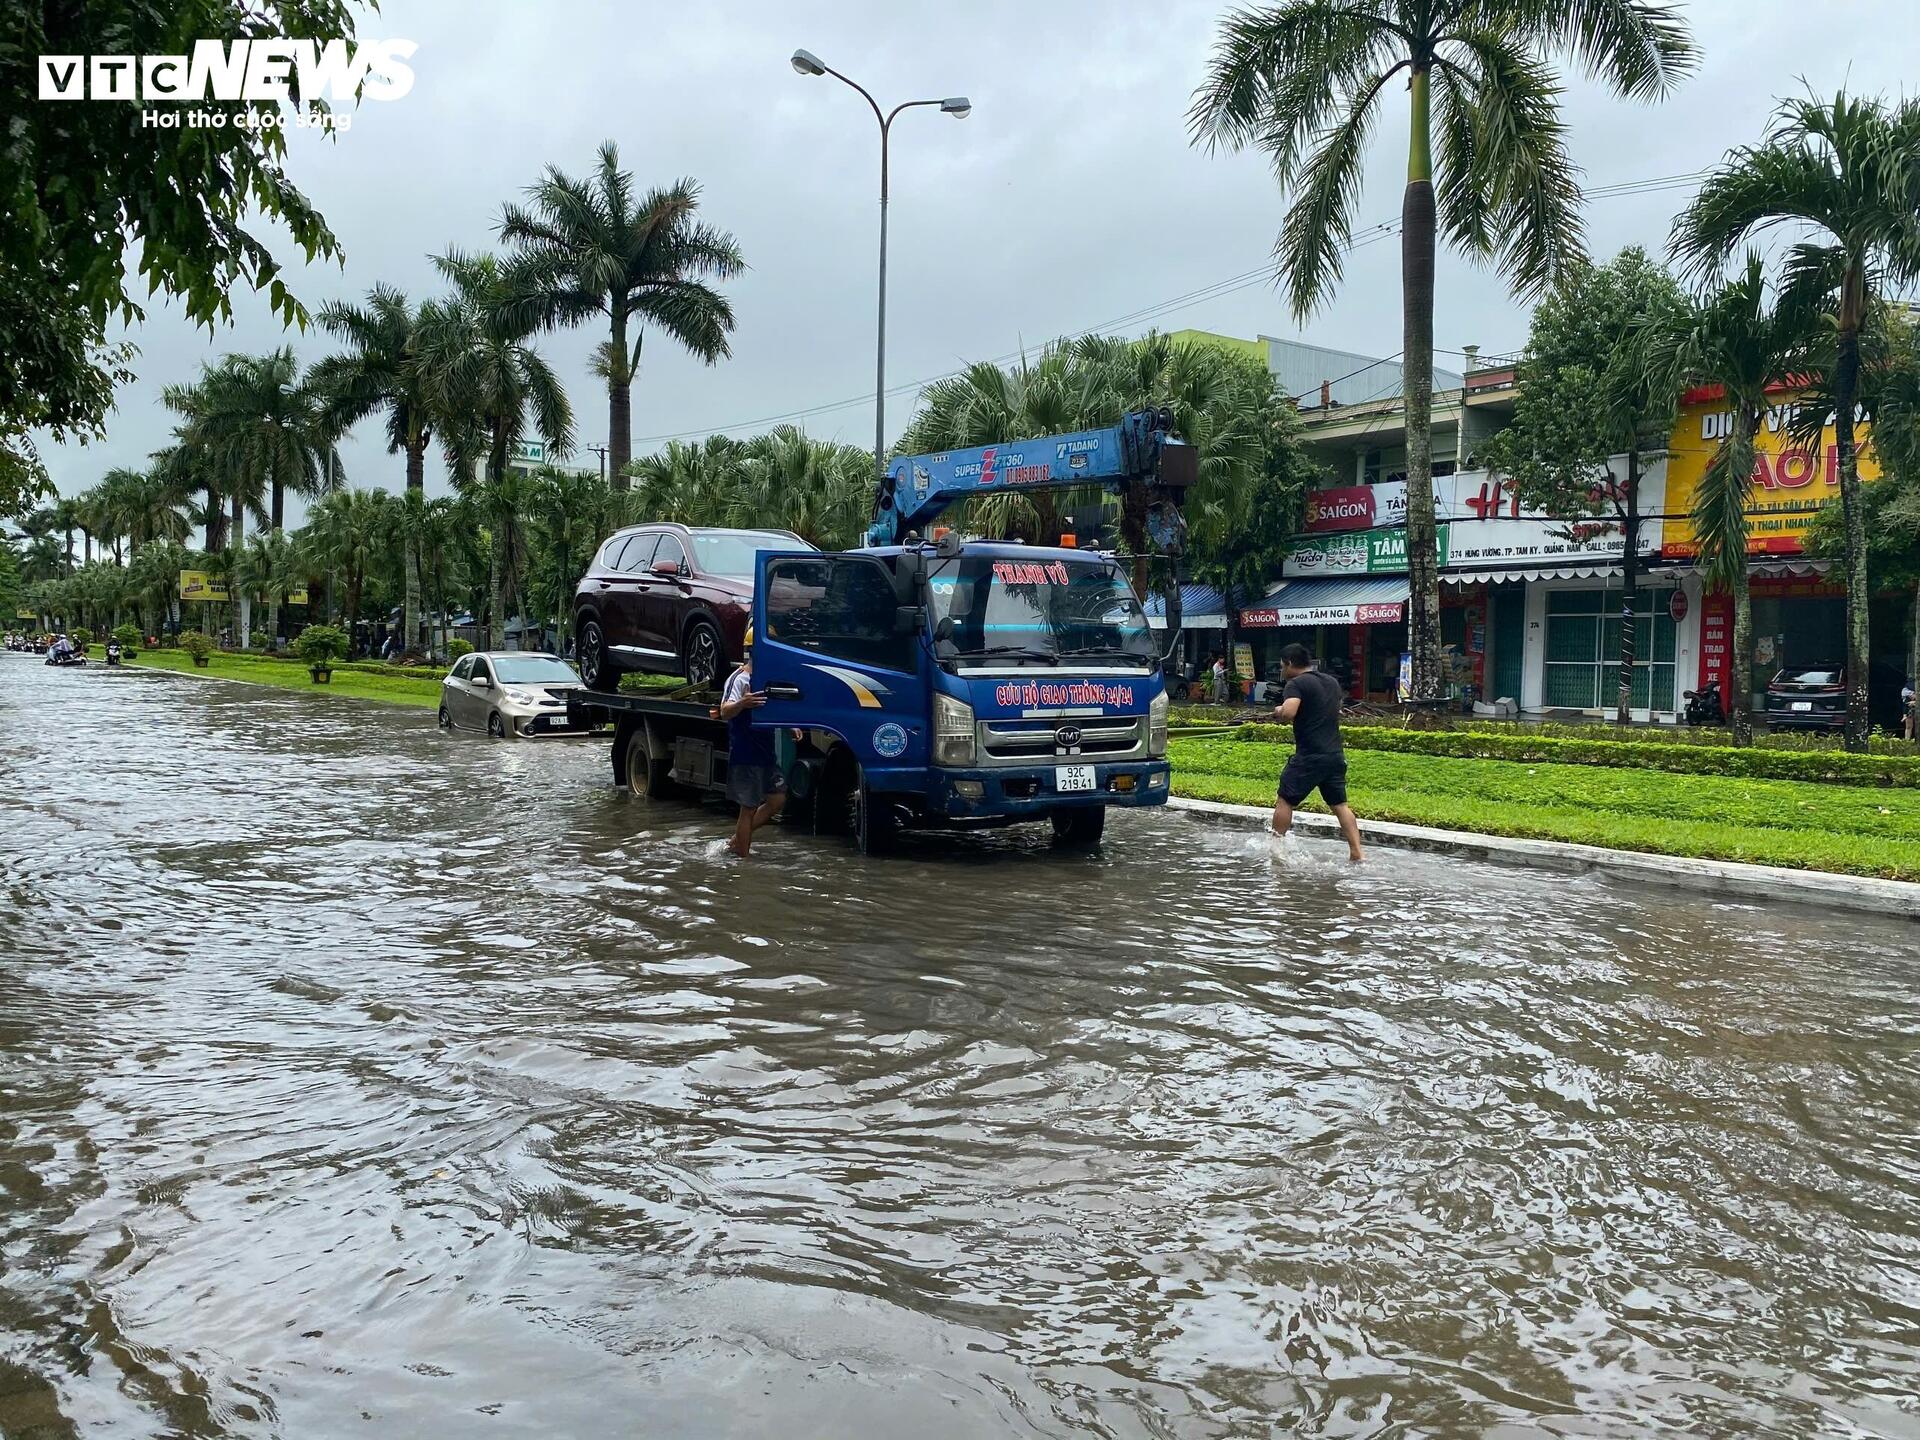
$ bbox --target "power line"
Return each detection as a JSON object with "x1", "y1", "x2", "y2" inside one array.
[{"x1": 631, "y1": 167, "x2": 1712, "y2": 446}]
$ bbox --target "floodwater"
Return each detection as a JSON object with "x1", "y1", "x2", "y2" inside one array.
[{"x1": 2, "y1": 657, "x2": 1918, "y2": 1439}]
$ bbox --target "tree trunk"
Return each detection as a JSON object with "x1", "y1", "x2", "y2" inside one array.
[
  {"x1": 82, "y1": 529, "x2": 92, "y2": 565},
  {"x1": 609, "y1": 308, "x2": 633, "y2": 490},
  {"x1": 230, "y1": 491, "x2": 250, "y2": 649},
  {"x1": 1909, "y1": 579, "x2": 1919, "y2": 742},
  {"x1": 1833, "y1": 296, "x2": 1871, "y2": 752},
  {"x1": 1729, "y1": 567, "x2": 1753, "y2": 747},
  {"x1": 1615, "y1": 446, "x2": 1640, "y2": 725},
  {"x1": 405, "y1": 434, "x2": 426, "y2": 650},
  {"x1": 488, "y1": 532, "x2": 506, "y2": 651},
  {"x1": 1401, "y1": 65, "x2": 1441, "y2": 703},
  {"x1": 270, "y1": 477, "x2": 286, "y2": 644}
]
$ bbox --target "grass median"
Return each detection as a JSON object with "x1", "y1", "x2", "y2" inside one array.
[
  {"x1": 1168, "y1": 733, "x2": 1920, "y2": 881},
  {"x1": 117, "y1": 647, "x2": 441, "y2": 709}
]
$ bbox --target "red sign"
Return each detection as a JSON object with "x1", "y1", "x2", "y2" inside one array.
[
  {"x1": 1669, "y1": 591, "x2": 1688, "y2": 623},
  {"x1": 1303, "y1": 486, "x2": 1379, "y2": 534}
]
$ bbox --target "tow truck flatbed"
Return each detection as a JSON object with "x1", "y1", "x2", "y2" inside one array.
[{"x1": 568, "y1": 683, "x2": 739, "y2": 798}]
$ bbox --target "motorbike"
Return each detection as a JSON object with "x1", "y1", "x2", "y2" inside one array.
[
  {"x1": 1682, "y1": 679, "x2": 1723, "y2": 726},
  {"x1": 105, "y1": 641, "x2": 122, "y2": 667}
]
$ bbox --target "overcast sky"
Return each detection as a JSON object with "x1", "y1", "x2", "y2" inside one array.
[{"x1": 34, "y1": 0, "x2": 1920, "y2": 519}]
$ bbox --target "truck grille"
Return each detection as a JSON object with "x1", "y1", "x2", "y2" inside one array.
[{"x1": 978, "y1": 717, "x2": 1144, "y2": 764}]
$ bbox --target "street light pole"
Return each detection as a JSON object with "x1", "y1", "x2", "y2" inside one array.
[{"x1": 791, "y1": 49, "x2": 970, "y2": 492}]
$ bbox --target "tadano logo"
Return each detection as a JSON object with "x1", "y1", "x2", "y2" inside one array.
[{"x1": 38, "y1": 39, "x2": 416, "y2": 104}]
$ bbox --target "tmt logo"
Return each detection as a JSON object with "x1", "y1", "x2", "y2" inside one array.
[{"x1": 38, "y1": 39, "x2": 416, "y2": 102}]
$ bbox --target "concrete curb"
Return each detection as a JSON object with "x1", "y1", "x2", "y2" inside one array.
[{"x1": 1168, "y1": 796, "x2": 1920, "y2": 921}]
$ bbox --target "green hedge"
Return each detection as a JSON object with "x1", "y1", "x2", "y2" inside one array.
[
  {"x1": 1226, "y1": 722, "x2": 1920, "y2": 789},
  {"x1": 1170, "y1": 702, "x2": 1913, "y2": 753}
]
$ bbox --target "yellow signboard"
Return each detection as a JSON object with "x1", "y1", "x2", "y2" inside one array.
[
  {"x1": 16, "y1": 607, "x2": 36, "y2": 620},
  {"x1": 179, "y1": 569, "x2": 229, "y2": 602},
  {"x1": 1662, "y1": 391, "x2": 1880, "y2": 557},
  {"x1": 288, "y1": 587, "x2": 310, "y2": 606}
]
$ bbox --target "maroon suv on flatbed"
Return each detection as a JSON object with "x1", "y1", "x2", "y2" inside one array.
[{"x1": 572, "y1": 524, "x2": 812, "y2": 691}]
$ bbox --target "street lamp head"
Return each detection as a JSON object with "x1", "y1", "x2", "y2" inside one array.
[
  {"x1": 941, "y1": 96, "x2": 972, "y2": 118},
  {"x1": 790, "y1": 48, "x2": 826, "y2": 76}
]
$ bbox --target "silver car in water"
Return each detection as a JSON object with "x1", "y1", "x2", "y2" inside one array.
[{"x1": 439, "y1": 652, "x2": 589, "y2": 739}]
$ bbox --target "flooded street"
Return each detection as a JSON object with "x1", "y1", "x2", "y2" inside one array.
[{"x1": 3, "y1": 655, "x2": 1918, "y2": 1438}]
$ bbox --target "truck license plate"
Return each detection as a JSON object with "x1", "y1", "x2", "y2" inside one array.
[
  {"x1": 1055, "y1": 764, "x2": 1097, "y2": 793},
  {"x1": 1791, "y1": 701, "x2": 1812, "y2": 712}
]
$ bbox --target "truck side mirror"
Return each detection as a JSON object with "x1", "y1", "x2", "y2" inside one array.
[{"x1": 933, "y1": 615, "x2": 955, "y2": 644}]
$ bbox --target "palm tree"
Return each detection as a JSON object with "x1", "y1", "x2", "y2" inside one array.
[
  {"x1": 1189, "y1": 0, "x2": 1695, "y2": 701},
  {"x1": 739, "y1": 428, "x2": 874, "y2": 550},
  {"x1": 418, "y1": 249, "x2": 574, "y2": 648},
  {"x1": 165, "y1": 350, "x2": 335, "y2": 645},
  {"x1": 498, "y1": 141, "x2": 743, "y2": 486},
  {"x1": 311, "y1": 285, "x2": 437, "y2": 650},
  {"x1": 304, "y1": 489, "x2": 389, "y2": 644},
  {"x1": 1664, "y1": 256, "x2": 1813, "y2": 745},
  {"x1": 1671, "y1": 91, "x2": 1920, "y2": 751},
  {"x1": 48, "y1": 497, "x2": 79, "y2": 574}
]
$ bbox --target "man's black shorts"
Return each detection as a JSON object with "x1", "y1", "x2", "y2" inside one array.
[{"x1": 1278, "y1": 753, "x2": 1348, "y2": 807}]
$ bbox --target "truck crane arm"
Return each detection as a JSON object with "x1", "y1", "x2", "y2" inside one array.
[{"x1": 867, "y1": 407, "x2": 1197, "y2": 548}]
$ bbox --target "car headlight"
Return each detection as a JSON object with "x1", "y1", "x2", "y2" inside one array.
[
  {"x1": 1149, "y1": 689, "x2": 1169, "y2": 756},
  {"x1": 505, "y1": 689, "x2": 537, "y2": 705},
  {"x1": 934, "y1": 692, "x2": 975, "y2": 766}
]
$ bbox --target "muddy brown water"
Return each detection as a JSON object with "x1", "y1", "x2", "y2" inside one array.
[{"x1": 2, "y1": 655, "x2": 1918, "y2": 1438}]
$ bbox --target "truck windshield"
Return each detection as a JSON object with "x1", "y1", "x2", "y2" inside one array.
[{"x1": 926, "y1": 556, "x2": 1157, "y2": 663}]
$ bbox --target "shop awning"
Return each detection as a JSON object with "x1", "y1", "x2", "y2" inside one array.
[
  {"x1": 1240, "y1": 575, "x2": 1410, "y2": 628},
  {"x1": 1445, "y1": 563, "x2": 1619, "y2": 584},
  {"x1": 1143, "y1": 583, "x2": 1229, "y2": 630}
]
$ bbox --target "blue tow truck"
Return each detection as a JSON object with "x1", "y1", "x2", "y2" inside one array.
[{"x1": 570, "y1": 408, "x2": 1196, "y2": 853}]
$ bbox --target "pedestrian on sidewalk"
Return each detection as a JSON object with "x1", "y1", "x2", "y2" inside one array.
[
  {"x1": 1210, "y1": 654, "x2": 1228, "y2": 706},
  {"x1": 718, "y1": 626, "x2": 786, "y2": 857},
  {"x1": 1271, "y1": 643, "x2": 1364, "y2": 863}
]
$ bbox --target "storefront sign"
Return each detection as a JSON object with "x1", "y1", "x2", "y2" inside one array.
[
  {"x1": 179, "y1": 569, "x2": 228, "y2": 601},
  {"x1": 1283, "y1": 525, "x2": 1450, "y2": 576},
  {"x1": 1304, "y1": 484, "x2": 1398, "y2": 533},
  {"x1": 1662, "y1": 391, "x2": 1880, "y2": 557},
  {"x1": 1300, "y1": 464, "x2": 1667, "y2": 571},
  {"x1": 1669, "y1": 591, "x2": 1688, "y2": 623},
  {"x1": 1241, "y1": 600, "x2": 1404, "y2": 628}
]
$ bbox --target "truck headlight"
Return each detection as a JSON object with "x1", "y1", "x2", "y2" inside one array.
[
  {"x1": 934, "y1": 692, "x2": 975, "y2": 766},
  {"x1": 1149, "y1": 689, "x2": 1169, "y2": 756}
]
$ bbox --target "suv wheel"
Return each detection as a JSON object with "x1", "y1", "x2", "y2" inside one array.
[
  {"x1": 578, "y1": 616, "x2": 617, "y2": 692},
  {"x1": 684, "y1": 618, "x2": 724, "y2": 689}
]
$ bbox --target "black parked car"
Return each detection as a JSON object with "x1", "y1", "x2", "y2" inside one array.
[{"x1": 1765, "y1": 664, "x2": 1847, "y2": 731}]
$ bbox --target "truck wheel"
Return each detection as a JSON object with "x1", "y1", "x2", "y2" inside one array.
[
  {"x1": 578, "y1": 617, "x2": 618, "y2": 693},
  {"x1": 625, "y1": 724, "x2": 675, "y2": 799},
  {"x1": 684, "y1": 618, "x2": 724, "y2": 689},
  {"x1": 1050, "y1": 807, "x2": 1106, "y2": 847},
  {"x1": 854, "y1": 782, "x2": 900, "y2": 856}
]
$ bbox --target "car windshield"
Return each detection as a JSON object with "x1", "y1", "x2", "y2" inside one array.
[
  {"x1": 491, "y1": 656, "x2": 578, "y2": 684},
  {"x1": 692, "y1": 530, "x2": 811, "y2": 579},
  {"x1": 925, "y1": 555, "x2": 1157, "y2": 664},
  {"x1": 1775, "y1": 668, "x2": 1843, "y2": 685}
]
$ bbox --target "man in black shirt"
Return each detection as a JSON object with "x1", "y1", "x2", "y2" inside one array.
[{"x1": 1271, "y1": 643, "x2": 1364, "y2": 862}]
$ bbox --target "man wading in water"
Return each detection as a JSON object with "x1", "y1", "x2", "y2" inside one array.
[
  {"x1": 718, "y1": 627, "x2": 786, "y2": 857},
  {"x1": 1271, "y1": 642, "x2": 1364, "y2": 863}
]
